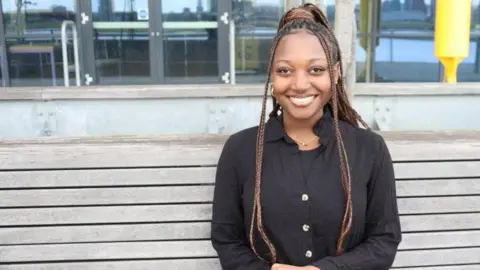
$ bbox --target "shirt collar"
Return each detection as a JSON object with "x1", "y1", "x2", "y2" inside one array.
[{"x1": 264, "y1": 104, "x2": 335, "y2": 147}]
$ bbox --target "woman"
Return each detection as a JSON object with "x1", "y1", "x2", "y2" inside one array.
[{"x1": 211, "y1": 3, "x2": 401, "y2": 270}]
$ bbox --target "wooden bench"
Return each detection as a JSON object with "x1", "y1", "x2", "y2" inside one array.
[{"x1": 0, "y1": 132, "x2": 479, "y2": 269}]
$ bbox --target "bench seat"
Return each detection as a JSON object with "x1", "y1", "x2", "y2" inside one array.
[{"x1": 0, "y1": 132, "x2": 479, "y2": 269}]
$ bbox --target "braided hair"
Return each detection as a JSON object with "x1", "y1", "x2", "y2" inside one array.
[{"x1": 248, "y1": 3, "x2": 368, "y2": 264}]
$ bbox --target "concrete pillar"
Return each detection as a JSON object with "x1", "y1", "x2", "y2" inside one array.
[
  {"x1": 310, "y1": 0, "x2": 326, "y2": 12},
  {"x1": 285, "y1": 0, "x2": 301, "y2": 10},
  {"x1": 334, "y1": 0, "x2": 357, "y2": 101}
]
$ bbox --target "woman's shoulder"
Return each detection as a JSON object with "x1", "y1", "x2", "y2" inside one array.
[
  {"x1": 340, "y1": 120, "x2": 390, "y2": 155},
  {"x1": 222, "y1": 125, "x2": 259, "y2": 153}
]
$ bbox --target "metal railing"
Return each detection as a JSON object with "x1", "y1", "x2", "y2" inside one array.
[{"x1": 61, "y1": 20, "x2": 81, "y2": 87}]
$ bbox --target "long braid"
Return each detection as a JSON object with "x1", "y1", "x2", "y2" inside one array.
[
  {"x1": 249, "y1": 31, "x2": 284, "y2": 264},
  {"x1": 250, "y1": 3, "x2": 366, "y2": 263},
  {"x1": 311, "y1": 27, "x2": 353, "y2": 255}
]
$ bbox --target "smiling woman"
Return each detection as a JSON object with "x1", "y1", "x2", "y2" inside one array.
[
  {"x1": 271, "y1": 29, "x2": 338, "y2": 123},
  {"x1": 211, "y1": 2, "x2": 402, "y2": 270}
]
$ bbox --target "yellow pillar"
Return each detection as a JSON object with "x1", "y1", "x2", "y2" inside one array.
[{"x1": 434, "y1": 0, "x2": 472, "y2": 83}]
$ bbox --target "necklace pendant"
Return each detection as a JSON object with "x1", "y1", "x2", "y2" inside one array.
[{"x1": 302, "y1": 142, "x2": 307, "y2": 146}]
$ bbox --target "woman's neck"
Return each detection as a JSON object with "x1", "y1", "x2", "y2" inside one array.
[{"x1": 283, "y1": 110, "x2": 324, "y2": 146}]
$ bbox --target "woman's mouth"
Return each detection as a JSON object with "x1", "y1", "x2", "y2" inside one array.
[{"x1": 289, "y1": 95, "x2": 316, "y2": 107}]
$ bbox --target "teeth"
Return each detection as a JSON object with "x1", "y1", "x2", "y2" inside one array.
[{"x1": 290, "y1": 96, "x2": 315, "y2": 107}]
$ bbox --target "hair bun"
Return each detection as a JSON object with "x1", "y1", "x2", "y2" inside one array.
[{"x1": 278, "y1": 3, "x2": 331, "y2": 30}]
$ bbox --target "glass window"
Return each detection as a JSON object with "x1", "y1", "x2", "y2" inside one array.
[
  {"x1": 232, "y1": 0, "x2": 288, "y2": 84},
  {"x1": 91, "y1": 0, "x2": 151, "y2": 85},
  {"x1": 233, "y1": 0, "x2": 363, "y2": 84},
  {"x1": 373, "y1": 0, "x2": 441, "y2": 82},
  {"x1": 458, "y1": 0, "x2": 480, "y2": 82},
  {"x1": 161, "y1": 0, "x2": 219, "y2": 84},
  {"x1": 374, "y1": 0, "x2": 480, "y2": 82},
  {"x1": 1, "y1": 0, "x2": 76, "y2": 86}
]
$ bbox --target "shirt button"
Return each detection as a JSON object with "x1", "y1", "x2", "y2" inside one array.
[
  {"x1": 302, "y1": 194, "x2": 309, "y2": 201},
  {"x1": 305, "y1": 250, "x2": 313, "y2": 258},
  {"x1": 302, "y1": 224, "x2": 310, "y2": 232}
]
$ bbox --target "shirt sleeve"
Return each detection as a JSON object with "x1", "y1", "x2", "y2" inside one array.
[
  {"x1": 210, "y1": 135, "x2": 271, "y2": 270},
  {"x1": 310, "y1": 134, "x2": 402, "y2": 270}
]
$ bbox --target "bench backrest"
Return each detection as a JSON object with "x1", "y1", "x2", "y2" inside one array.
[{"x1": 0, "y1": 132, "x2": 479, "y2": 270}]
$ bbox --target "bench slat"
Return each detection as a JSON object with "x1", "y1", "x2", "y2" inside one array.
[
  {"x1": 2, "y1": 213, "x2": 479, "y2": 244},
  {"x1": 393, "y1": 247, "x2": 480, "y2": 267},
  {"x1": 3, "y1": 213, "x2": 480, "y2": 244},
  {"x1": 400, "y1": 213, "x2": 480, "y2": 232},
  {"x1": 394, "y1": 161, "x2": 480, "y2": 179},
  {"x1": 0, "y1": 222, "x2": 212, "y2": 244},
  {"x1": 3, "y1": 186, "x2": 478, "y2": 207},
  {"x1": 0, "y1": 241, "x2": 478, "y2": 267},
  {"x1": 0, "y1": 241, "x2": 217, "y2": 262},
  {"x1": 0, "y1": 168, "x2": 217, "y2": 188},
  {"x1": 400, "y1": 230, "x2": 480, "y2": 249},
  {"x1": 396, "y1": 179, "x2": 480, "y2": 197},
  {"x1": 0, "y1": 228, "x2": 477, "y2": 252},
  {"x1": 1, "y1": 134, "x2": 479, "y2": 170},
  {"x1": 1, "y1": 162, "x2": 478, "y2": 189},
  {"x1": 0, "y1": 259, "x2": 221, "y2": 270},
  {"x1": 0, "y1": 205, "x2": 212, "y2": 226},
  {"x1": 0, "y1": 186, "x2": 214, "y2": 207},
  {"x1": 392, "y1": 266, "x2": 480, "y2": 270},
  {"x1": 2, "y1": 196, "x2": 479, "y2": 226},
  {"x1": 1, "y1": 261, "x2": 478, "y2": 270},
  {"x1": 398, "y1": 196, "x2": 480, "y2": 214}
]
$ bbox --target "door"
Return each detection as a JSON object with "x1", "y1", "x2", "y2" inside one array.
[
  {"x1": 83, "y1": 0, "x2": 157, "y2": 85},
  {"x1": 159, "y1": 0, "x2": 231, "y2": 84},
  {"x1": 81, "y1": 0, "x2": 232, "y2": 86}
]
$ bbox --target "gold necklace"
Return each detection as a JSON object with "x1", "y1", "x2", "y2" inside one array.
[{"x1": 291, "y1": 135, "x2": 319, "y2": 147}]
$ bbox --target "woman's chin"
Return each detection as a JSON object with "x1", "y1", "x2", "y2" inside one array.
[{"x1": 284, "y1": 107, "x2": 323, "y2": 121}]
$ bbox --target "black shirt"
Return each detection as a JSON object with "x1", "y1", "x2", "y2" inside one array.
[{"x1": 211, "y1": 107, "x2": 402, "y2": 270}]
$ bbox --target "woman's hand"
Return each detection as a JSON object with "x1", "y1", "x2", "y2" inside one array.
[{"x1": 271, "y1": 264, "x2": 320, "y2": 270}]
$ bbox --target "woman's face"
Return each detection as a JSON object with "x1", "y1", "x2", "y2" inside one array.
[{"x1": 271, "y1": 29, "x2": 338, "y2": 121}]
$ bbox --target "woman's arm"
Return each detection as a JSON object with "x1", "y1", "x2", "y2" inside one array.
[
  {"x1": 310, "y1": 134, "x2": 402, "y2": 270},
  {"x1": 211, "y1": 135, "x2": 271, "y2": 270}
]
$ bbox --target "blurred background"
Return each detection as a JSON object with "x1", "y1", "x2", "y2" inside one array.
[{"x1": 1, "y1": 0, "x2": 480, "y2": 87}]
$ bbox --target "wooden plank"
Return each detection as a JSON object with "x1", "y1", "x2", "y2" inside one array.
[
  {"x1": 394, "y1": 161, "x2": 480, "y2": 179},
  {"x1": 1, "y1": 83, "x2": 480, "y2": 100},
  {"x1": 2, "y1": 215, "x2": 479, "y2": 245},
  {"x1": 2, "y1": 223, "x2": 478, "y2": 252},
  {"x1": 2, "y1": 261, "x2": 478, "y2": 270},
  {"x1": 1, "y1": 166, "x2": 478, "y2": 191},
  {"x1": 1, "y1": 133, "x2": 480, "y2": 170},
  {"x1": 396, "y1": 179, "x2": 480, "y2": 197},
  {"x1": 2, "y1": 187, "x2": 479, "y2": 209},
  {"x1": 399, "y1": 230, "x2": 480, "y2": 249},
  {"x1": 0, "y1": 222, "x2": 211, "y2": 244},
  {"x1": 0, "y1": 142, "x2": 221, "y2": 169},
  {"x1": 0, "y1": 205, "x2": 211, "y2": 226},
  {"x1": 392, "y1": 247, "x2": 480, "y2": 267},
  {"x1": 400, "y1": 213, "x2": 480, "y2": 232},
  {"x1": 0, "y1": 186, "x2": 214, "y2": 207},
  {"x1": 1, "y1": 241, "x2": 479, "y2": 266},
  {"x1": 0, "y1": 259, "x2": 222, "y2": 270},
  {"x1": 0, "y1": 241, "x2": 217, "y2": 262},
  {"x1": 1, "y1": 83, "x2": 479, "y2": 101},
  {"x1": 2, "y1": 198, "x2": 479, "y2": 226},
  {"x1": 0, "y1": 167, "x2": 216, "y2": 188},
  {"x1": 398, "y1": 196, "x2": 480, "y2": 214},
  {"x1": 391, "y1": 266, "x2": 480, "y2": 270}
]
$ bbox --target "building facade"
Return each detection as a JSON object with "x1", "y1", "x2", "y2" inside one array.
[{"x1": 0, "y1": 0, "x2": 479, "y2": 88}]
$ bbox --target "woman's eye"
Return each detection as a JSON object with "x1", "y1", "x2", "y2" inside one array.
[
  {"x1": 310, "y1": 67, "x2": 325, "y2": 73},
  {"x1": 276, "y1": 68, "x2": 291, "y2": 74}
]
